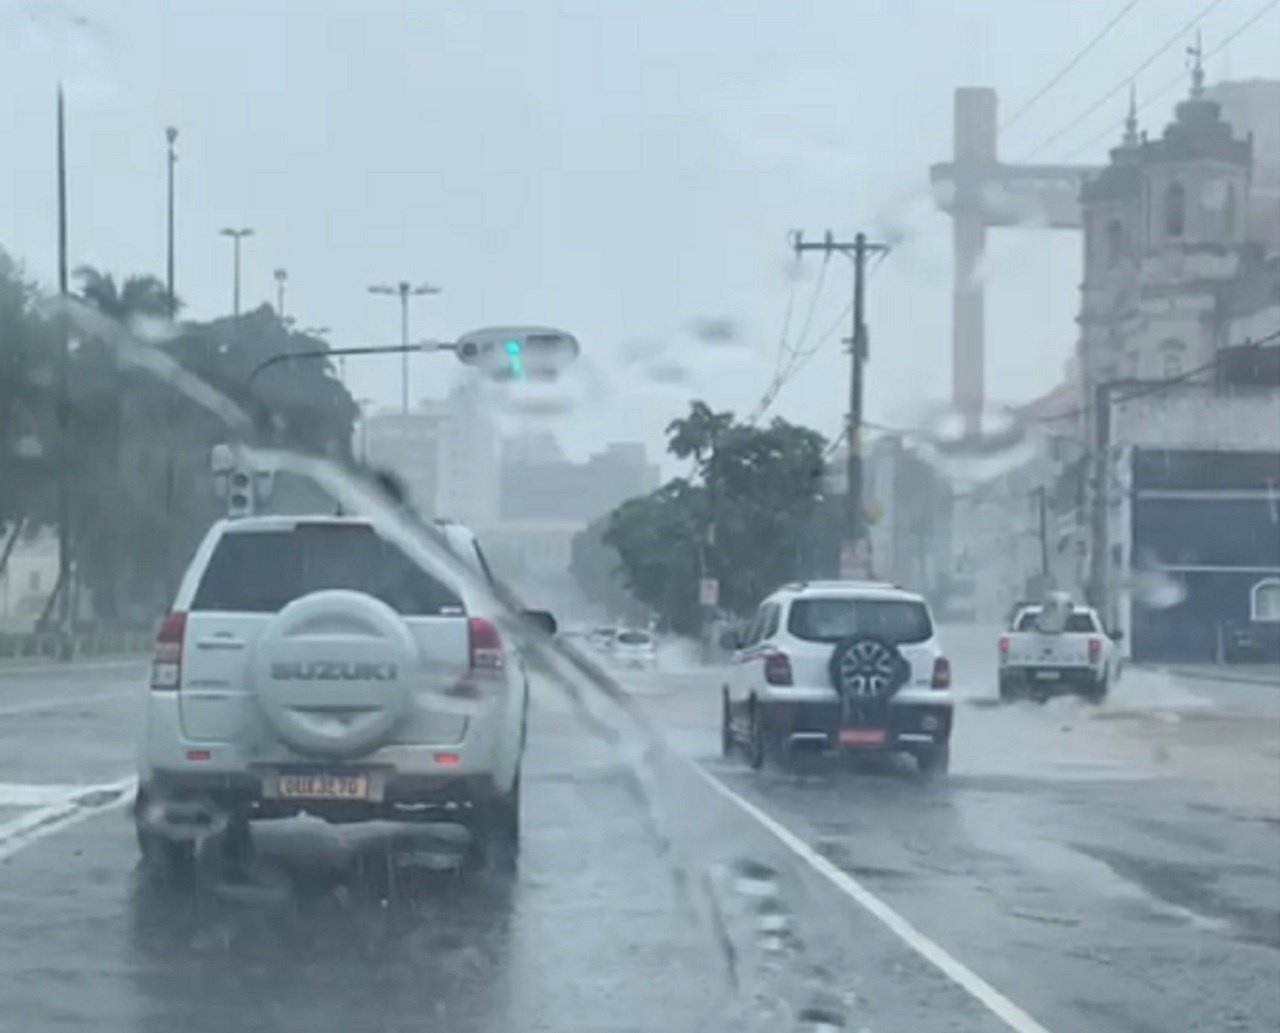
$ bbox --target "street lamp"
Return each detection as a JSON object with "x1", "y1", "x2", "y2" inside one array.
[
  {"x1": 165, "y1": 127, "x2": 178, "y2": 319},
  {"x1": 273, "y1": 267, "x2": 287, "y2": 320},
  {"x1": 367, "y1": 280, "x2": 441, "y2": 414},
  {"x1": 219, "y1": 227, "x2": 254, "y2": 319}
]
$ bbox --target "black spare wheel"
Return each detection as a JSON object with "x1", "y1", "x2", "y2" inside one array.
[{"x1": 828, "y1": 635, "x2": 910, "y2": 724}]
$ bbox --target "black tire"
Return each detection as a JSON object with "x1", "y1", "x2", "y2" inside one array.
[
  {"x1": 1083, "y1": 674, "x2": 1109, "y2": 704},
  {"x1": 135, "y1": 791, "x2": 196, "y2": 882},
  {"x1": 916, "y1": 742, "x2": 950, "y2": 777},
  {"x1": 467, "y1": 774, "x2": 520, "y2": 876},
  {"x1": 998, "y1": 675, "x2": 1021, "y2": 703},
  {"x1": 720, "y1": 690, "x2": 734, "y2": 758},
  {"x1": 746, "y1": 702, "x2": 767, "y2": 771}
]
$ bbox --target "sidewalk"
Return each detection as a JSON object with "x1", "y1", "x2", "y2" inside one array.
[{"x1": 1160, "y1": 663, "x2": 1280, "y2": 687}]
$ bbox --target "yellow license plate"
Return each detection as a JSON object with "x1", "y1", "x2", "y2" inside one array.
[{"x1": 277, "y1": 771, "x2": 371, "y2": 800}]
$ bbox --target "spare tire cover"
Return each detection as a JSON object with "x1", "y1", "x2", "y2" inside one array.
[
  {"x1": 251, "y1": 590, "x2": 418, "y2": 758},
  {"x1": 828, "y1": 635, "x2": 909, "y2": 703}
]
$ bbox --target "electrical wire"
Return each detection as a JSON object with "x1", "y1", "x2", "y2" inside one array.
[
  {"x1": 1001, "y1": 0, "x2": 1141, "y2": 134},
  {"x1": 1053, "y1": 0, "x2": 1280, "y2": 162},
  {"x1": 1020, "y1": 0, "x2": 1232, "y2": 161}
]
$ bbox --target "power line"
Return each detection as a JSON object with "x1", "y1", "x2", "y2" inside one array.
[
  {"x1": 1001, "y1": 0, "x2": 1141, "y2": 134},
  {"x1": 1058, "y1": 0, "x2": 1280, "y2": 161},
  {"x1": 1020, "y1": 0, "x2": 1232, "y2": 160}
]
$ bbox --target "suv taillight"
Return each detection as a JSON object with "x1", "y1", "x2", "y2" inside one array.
[
  {"x1": 469, "y1": 617, "x2": 505, "y2": 675},
  {"x1": 931, "y1": 657, "x2": 951, "y2": 689},
  {"x1": 151, "y1": 611, "x2": 187, "y2": 691},
  {"x1": 998, "y1": 635, "x2": 1010, "y2": 662},
  {"x1": 764, "y1": 651, "x2": 792, "y2": 686},
  {"x1": 1088, "y1": 637, "x2": 1102, "y2": 663}
]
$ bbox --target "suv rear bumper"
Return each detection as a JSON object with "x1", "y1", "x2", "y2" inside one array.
[
  {"x1": 756, "y1": 695, "x2": 952, "y2": 752},
  {"x1": 138, "y1": 695, "x2": 514, "y2": 823}
]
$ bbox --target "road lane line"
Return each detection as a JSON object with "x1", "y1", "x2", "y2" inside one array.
[
  {"x1": 0, "y1": 689, "x2": 136, "y2": 718},
  {"x1": 693, "y1": 764, "x2": 1057, "y2": 1033},
  {"x1": 0, "y1": 777, "x2": 137, "y2": 863},
  {"x1": 0, "y1": 658, "x2": 145, "y2": 678}
]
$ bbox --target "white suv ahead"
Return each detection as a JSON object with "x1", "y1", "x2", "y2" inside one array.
[
  {"x1": 721, "y1": 581, "x2": 953, "y2": 774},
  {"x1": 135, "y1": 515, "x2": 547, "y2": 876}
]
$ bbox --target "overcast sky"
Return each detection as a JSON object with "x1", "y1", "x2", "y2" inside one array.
[{"x1": 2, "y1": 0, "x2": 1277, "y2": 465}]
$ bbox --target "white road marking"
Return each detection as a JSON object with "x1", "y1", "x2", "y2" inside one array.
[
  {"x1": 0, "y1": 777, "x2": 137, "y2": 863},
  {"x1": 0, "y1": 783, "x2": 108, "y2": 806},
  {"x1": 0, "y1": 658, "x2": 145, "y2": 678},
  {"x1": 694, "y1": 764, "x2": 1057, "y2": 1033},
  {"x1": 0, "y1": 689, "x2": 136, "y2": 718}
]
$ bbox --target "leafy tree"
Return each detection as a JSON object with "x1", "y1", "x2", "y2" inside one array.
[
  {"x1": 601, "y1": 401, "x2": 829, "y2": 632},
  {"x1": 1, "y1": 258, "x2": 358, "y2": 623}
]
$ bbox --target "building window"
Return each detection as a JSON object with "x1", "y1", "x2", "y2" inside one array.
[
  {"x1": 1164, "y1": 183, "x2": 1186, "y2": 238},
  {"x1": 1106, "y1": 219, "x2": 1123, "y2": 267},
  {"x1": 1223, "y1": 182, "x2": 1237, "y2": 237},
  {"x1": 1252, "y1": 579, "x2": 1280, "y2": 623}
]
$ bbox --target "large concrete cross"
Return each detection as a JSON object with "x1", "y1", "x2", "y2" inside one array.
[{"x1": 930, "y1": 88, "x2": 1098, "y2": 435}]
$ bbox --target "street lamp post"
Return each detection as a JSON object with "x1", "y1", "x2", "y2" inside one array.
[
  {"x1": 165, "y1": 127, "x2": 178, "y2": 318},
  {"x1": 368, "y1": 280, "x2": 441, "y2": 414},
  {"x1": 220, "y1": 227, "x2": 254, "y2": 319},
  {"x1": 274, "y1": 267, "x2": 287, "y2": 320}
]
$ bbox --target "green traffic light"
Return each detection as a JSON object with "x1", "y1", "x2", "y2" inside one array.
[{"x1": 504, "y1": 339, "x2": 525, "y2": 381}]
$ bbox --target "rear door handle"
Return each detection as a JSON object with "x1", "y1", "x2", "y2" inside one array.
[{"x1": 196, "y1": 636, "x2": 246, "y2": 651}]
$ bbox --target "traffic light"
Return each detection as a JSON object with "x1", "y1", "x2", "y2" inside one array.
[
  {"x1": 454, "y1": 327, "x2": 579, "y2": 382},
  {"x1": 211, "y1": 444, "x2": 275, "y2": 518},
  {"x1": 504, "y1": 339, "x2": 526, "y2": 381}
]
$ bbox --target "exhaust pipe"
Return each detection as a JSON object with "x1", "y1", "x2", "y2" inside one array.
[{"x1": 138, "y1": 794, "x2": 230, "y2": 842}]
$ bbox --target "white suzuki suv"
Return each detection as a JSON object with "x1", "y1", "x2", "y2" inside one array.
[
  {"x1": 722, "y1": 581, "x2": 953, "y2": 774},
  {"x1": 136, "y1": 515, "x2": 547, "y2": 876}
]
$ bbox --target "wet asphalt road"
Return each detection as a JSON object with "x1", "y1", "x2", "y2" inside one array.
[{"x1": 0, "y1": 628, "x2": 1277, "y2": 1033}]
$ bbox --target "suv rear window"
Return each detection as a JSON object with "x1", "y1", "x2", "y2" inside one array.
[
  {"x1": 1014, "y1": 610, "x2": 1099, "y2": 632},
  {"x1": 192, "y1": 524, "x2": 463, "y2": 616},
  {"x1": 787, "y1": 597, "x2": 933, "y2": 644}
]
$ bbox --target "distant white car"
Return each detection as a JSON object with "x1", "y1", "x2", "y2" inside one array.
[
  {"x1": 587, "y1": 626, "x2": 617, "y2": 653},
  {"x1": 722, "y1": 581, "x2": 953, "y2": 774},
  {"x1": 612, "y1": 629, "x2": 657, "y2": 669},
  {"x1": 135, "y1": 515, "x2": 552, "y2": 878},
  {"x1": 1000, "y1": 601, "x2": 1122, "y2": 702}
]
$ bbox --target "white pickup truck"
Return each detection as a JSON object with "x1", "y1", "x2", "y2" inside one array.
[{"x1": 998, "y1": 599, "x2": 1122, "y2": 702}]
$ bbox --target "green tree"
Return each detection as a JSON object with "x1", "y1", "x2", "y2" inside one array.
[{"x1": 601, "y1": 401, "x2": 829, "y2": 632}]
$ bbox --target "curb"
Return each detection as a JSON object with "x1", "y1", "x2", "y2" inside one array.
[{"x1": 1154, "y1": 666, "x2": 1280, "y2": 688}]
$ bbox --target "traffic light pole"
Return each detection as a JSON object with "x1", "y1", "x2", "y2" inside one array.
[{"x1": 792, "y1": 231, "x2": 889, "y2": 574}]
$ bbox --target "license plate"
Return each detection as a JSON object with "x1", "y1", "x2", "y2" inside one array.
[
  {"x1": 1034, "y1": 670, "x2": 1062, "y2": 681},
  {"x1": 277, "y1": 770, "x2": 371, "y2": 800},
  {"x1": 839, "y1": 728, "x2": 888, "y2": 746}
]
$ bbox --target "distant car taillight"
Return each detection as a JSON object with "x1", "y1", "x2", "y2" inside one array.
[
  {"x1": 468, "y1": 617, "x2": 505, "y2": 675},
  {"x1": 998, "y1": 635, "x2": 1010, "y2": 663},
  {"x1": 1088, "y1": 636, "x2": 1102, "y2": 663},
  {"x1": 931, "y1": 657, "x2": 951, "y2": 689},
  {"x1": 763, "y1": 651, "x2": 793, "y2": 686},
  {"x1": 151, "y1": 611, "x2": 187, "y2": 691}
]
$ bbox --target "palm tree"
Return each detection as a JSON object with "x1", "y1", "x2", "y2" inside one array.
[
  {"x1": 666, "y1": 400, "x2": 733, "y2": 466},
  {"x1": 73, "y1": 267, "x2": 176, "y2": 322}
]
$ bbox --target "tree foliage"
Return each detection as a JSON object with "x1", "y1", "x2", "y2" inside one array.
[
  {"x1": 588, "y1": 401, "x2": 828, "y2": 634},
  {"x1": 0, "y1": 251, "x2": 357, "y2": 621}
]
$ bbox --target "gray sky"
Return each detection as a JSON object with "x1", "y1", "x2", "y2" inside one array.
[{"x1": 3, "y1": 0, "x2": 1277, "y2": 466}]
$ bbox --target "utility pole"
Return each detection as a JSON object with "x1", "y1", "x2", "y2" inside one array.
[
  {"x1": 368, "y1": 280, "x2": 441, "y2": 414},
  {"x1": 165, "y1": 127, "x2": 178, "y2": 318},
  {"x1": 1032, "y1": 485, "x2": 1050, "y2": 581},
  {"x1": 55, "y1": 84, "x2": 73, "y2": 643},
  {"x1": 792, "y1": 230, "x2": 889, "y2": 576}
]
